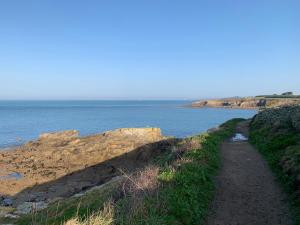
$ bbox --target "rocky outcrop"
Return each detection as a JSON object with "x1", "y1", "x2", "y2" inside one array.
[
  {"x1": 191, "y1": 97, "x2": 300, "y2": 109},
  {"x1": 39, "y1": 130, "x2": 79, "y2": 140},
  {"x1": 102, "y1": 128, "x2": 163, "y2": 142},
  {"x1": 0, "y1": 128, "x2": 173, "y2": 210}
]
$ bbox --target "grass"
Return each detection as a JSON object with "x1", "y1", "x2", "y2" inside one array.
[
  {"x1": 111, "y1": 118, "x2": 243, "y2": 225},
  {"x1": 5, "y1": 118, "x2": 243, "y2": 225},
  {"x1": 10, "y1": 180, "x2": 121, "y2": 225},
  {"x1": 64, "y1": 201, "x2": 114, "y2": 225},
  {"x1": 250, "y1": 112, "x2": 300, "y2": 225}
]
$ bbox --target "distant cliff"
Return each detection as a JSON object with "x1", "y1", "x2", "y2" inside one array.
[{"x1": 191, "y1": 97, "x2": 300, "y2": 109}]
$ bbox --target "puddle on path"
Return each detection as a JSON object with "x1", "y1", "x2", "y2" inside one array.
[{"x1": 231, "y1": 133, "x2": 248, "y2": 142}]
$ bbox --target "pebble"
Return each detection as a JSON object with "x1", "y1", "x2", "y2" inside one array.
[
  {"x1": 4, "y1": 213, "x2": 20, "y2": 218},
  {"x1": 15, "y1": 201, "x2": 48, "y2": 215},
  {"x1": 1, "y1": 198, "x2": 13, "y2": 206}
]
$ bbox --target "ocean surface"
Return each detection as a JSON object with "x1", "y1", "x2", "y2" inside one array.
[{"x1": 0, "y1": 100, "x2": 257, "y2": 148}]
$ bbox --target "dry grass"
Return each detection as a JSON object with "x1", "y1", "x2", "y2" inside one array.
[
  {"x1": 121, "y1": 165, "x2": 160, "y2": 196},
  {"x1": 178, "y1": 136, "x2": 202, "y2": 152},
  {"x1": 64, "y1": 201, "x2": 114, "y2": 225},
  {"x1": 120, "y1": 165, "x2": 160, "y2": 215},
  {"x1": 63, "y1": 166, "x2": 160, "y2": 225}
]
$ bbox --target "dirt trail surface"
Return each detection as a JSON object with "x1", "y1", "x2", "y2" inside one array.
[{"x1": 205, "y1": 121, "x2": 292, "y2": 225}]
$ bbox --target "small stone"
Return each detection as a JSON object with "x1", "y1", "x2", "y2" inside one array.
[
  {"x1": 16, "y1": 201, "x2": 48, "y2": 215},
  {"x1": 2, "y1": 198, "x2": 13, "y2": 207},
  {"x1": 4, "y1": 213, "x2": 20, "y2": 218}
]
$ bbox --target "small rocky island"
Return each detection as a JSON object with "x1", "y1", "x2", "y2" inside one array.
[{"x1": 191, "y1": 92, "x2": 300, "y2": 109}]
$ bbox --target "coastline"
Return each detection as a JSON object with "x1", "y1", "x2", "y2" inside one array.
[
  {"x1": 0, "y1": 120, "x2": 241, "y2": 221},
  {"x1": 1, "y1": 105, "x2": 299, "y2": 224},
  {"x1": 0, "y1": 146, "x2": 18, "y2": 152},
  {"x1": 0, "y1": 100, "x2": 256, "y2": 148},
  {"x1": 0, "y1": 128, "x2": 174, "y2": 207},
  {"x1": 0, "y1": 123, "x2": 226, "y2": 210},
  {"x1": 189, "y1": 105, "x2": 260, "y2": 110},
  {"x1": 190, "y1": 97, "x2": 300, "y2": 109}
]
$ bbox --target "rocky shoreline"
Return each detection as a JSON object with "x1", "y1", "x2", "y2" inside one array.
[
  {"x1": 0, "y1": 128, "x2": 177, "y2": 216},
  {"x1": 191, "y1": 97, "x2": 300, "y2": 109}
]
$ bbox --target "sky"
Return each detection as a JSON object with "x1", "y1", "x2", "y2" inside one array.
[{"x1": 0, "y1": 0, "x2": 299, "y2": 100}]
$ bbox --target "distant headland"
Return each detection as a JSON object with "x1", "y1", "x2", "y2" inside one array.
[{"x1": 191, "y1": 92, "x2": 300, "y2": 109}]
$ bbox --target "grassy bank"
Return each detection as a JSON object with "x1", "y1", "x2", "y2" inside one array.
[
  {"x1": 6, "y1": 119, "x2": 243, "y2": 225},
  {"x1": 249, "y1": 106, "x2": 300, "y2": 225}
]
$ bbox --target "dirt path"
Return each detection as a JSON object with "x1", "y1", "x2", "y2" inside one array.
[{"x1": 205, "y1": 121, "x2": 292, "y2": 225}]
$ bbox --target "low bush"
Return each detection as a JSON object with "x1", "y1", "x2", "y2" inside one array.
[{"x1": 250, "y1": 106, "x2": 300, "y2": 224}]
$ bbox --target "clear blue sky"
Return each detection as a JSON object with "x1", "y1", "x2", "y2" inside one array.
[{"x1": 0, "y1": 0, "x2": 299, "y2": 100}]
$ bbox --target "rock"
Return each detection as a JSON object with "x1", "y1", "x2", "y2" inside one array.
[
  {"x1": 0, "y1": 127, "x2": 168, "y2": 205},
  {"x1": 4, "y1": 213, "x2": 20, "y2": 218},
  {"x1": 72, "y1": 176, "x2": 123, "y2": 199},
  {"x1": 258, "y1": 99, "x2": 267, "y2": 106},
  {"x1": 240, "y1": 100, "x2": 258, "y2": 108},
  {"x1": 73, "y1": 193, "x2": 85, "y2": 198},
  {"x1": 39, "y1": 130, "x2": 79, "y2": 141},
  {"x1": 103, "y1": 128, "x2": 163, "y2": 142},
  {"x1": 48, "y1": 197, "x2": 64, "y2": 204},
  {"x1": 191, "y1": 97, "x2": 300, "y2": 109},
  {"x1": 15, "y1": 202, "x2": 33, "y2": 214},
  {"x1": 15, "y1": 201, "x2": 48, "y2": 215},
  {"x1": 0, "y1": 206, "x2": 15, "y2": 218},
  {"x1": 1, "y1": 198, "x2": 13, "y2": 207},
  {"x1": 191, "y1": 100, "x2": 207, "y2": 107}
]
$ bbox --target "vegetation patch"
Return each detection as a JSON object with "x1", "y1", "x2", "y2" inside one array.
[
  {"x1": 9, "y1": 119, "x2": 243, "y2": 225},
  {"x1": 250, "y1": 105, "x2": 300, "y2": 225}
]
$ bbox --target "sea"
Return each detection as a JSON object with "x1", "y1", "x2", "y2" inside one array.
[{"x1": 0, "y1": 100, "x2": 257, "y2": 148}]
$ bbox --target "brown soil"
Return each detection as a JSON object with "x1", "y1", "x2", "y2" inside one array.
[{"x1": 205, "y1": 121, "x2": 293, "y2": 225}]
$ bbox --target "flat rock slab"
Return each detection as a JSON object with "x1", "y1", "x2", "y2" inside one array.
[
  {"x1": 0, "y1": 128, "x2": 171, "y2": 207},
  {"x1": 205, "y1": 121, "x2": 292, "y2": 225}
]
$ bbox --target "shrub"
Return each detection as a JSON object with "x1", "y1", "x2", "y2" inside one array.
[{"x1": 250, "y1": 105, "x2": 300, "y2": 224}]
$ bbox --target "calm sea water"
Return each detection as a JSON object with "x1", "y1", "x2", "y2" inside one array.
[{"x1": 0, "y1": 100, "x2": 257, "y2": 148}]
